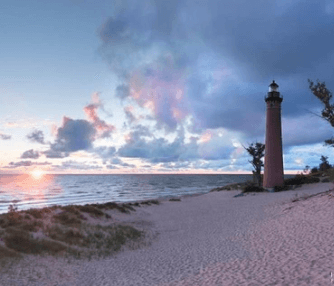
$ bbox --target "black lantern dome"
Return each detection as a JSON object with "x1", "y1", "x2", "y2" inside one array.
[{"x1": 265, "y1": 80, "x2": 283, "y2": 103}]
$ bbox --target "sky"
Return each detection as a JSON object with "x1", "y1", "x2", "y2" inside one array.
[{"x1": 1, "y1": 0, "x2": 334, "y2": 175}]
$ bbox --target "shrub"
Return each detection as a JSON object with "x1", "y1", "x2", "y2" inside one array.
[
  {"x1": 8, "y1": 204, "x2": 18, "y2": 213},
  {"x1": 284, "y1": 175, "x2": 320, "y2": 186},
  {"x1": 327, "y1": 168, "x2": 334, "y2": 181},
  {"x1": 273, "y1": 185, "x2": 291, "y2": 192},
  {"x1": 311, "y1": 167, "x2": 318, "y2": 174},
  {"x1": 242, "y1": 184, "x2": 266, "y2": 193},
  {"x1": 322, "y1": 178, "x2": 330, "y2": 183}
]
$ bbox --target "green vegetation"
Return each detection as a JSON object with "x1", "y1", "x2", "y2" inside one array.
[
  {"x1": 242, "y1": 142, "x2": 265, "y2": 187},
  {"x1": 89, "y1": 202, "x2": 135, "y2": 213},
  {"x1": 210, "y1": 182, "x2": 246, "y2": 192},
  {"x1": 241, "y1": 182, "x2": 266, "y2": 193},
  {"x1": 283, "y1": 174, "x2": 320, "y2": 186},
  {"x1": 0, "y1": 201, "x2": 145, "y2": 263},
  {"x1": 4, "y1": 227, "x2": 67, "y2": 255},
  {"x1": 169, "y1": 198, "x2": 181, "y2": 201},
  {"x1": 140, "y1": 200, "x2": 160, "y2": 205}
]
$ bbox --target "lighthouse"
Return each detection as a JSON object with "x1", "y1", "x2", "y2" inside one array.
[{"x1": 263, "y1": 80, "x2": 284, "y2": 190}]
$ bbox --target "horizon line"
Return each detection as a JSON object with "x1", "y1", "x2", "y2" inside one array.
[{"x1": 0, "y1": 172, "x2": 301, "y2": 175}]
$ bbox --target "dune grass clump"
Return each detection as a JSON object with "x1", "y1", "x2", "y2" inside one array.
[
  {"x1": 0, "y1": 244, "x2": 22, "y2": 259},
  {"x1": 169, "y1": 198, "x2": 181, "y2": 202},
  {"x1": 0, "y1": 199, "x2": 149, "y2": 263},
  {"x1": 95, "y1": 225, "x2": 143, "y2": 256},
  {"x1": 3, "y1": 227, "x2": 66, "y2": 255},
  {"x1": 122, "y1": 203, "x2": 136, "y2": 211},
  {"x1": 140, "y1": 200, "x2": 160, "y2": 205},
  {"x1": 76, "y1": 205, "x2": 104, "y2": 217},
  {"x1": 0, "y1": 202, "x2": 146, "y2": 261},
  {"x1": 129, "y1": 202, "x2": 141, "y2": 207},
  {"x1": 210, "y1": 182, "x2": 249, "y2": 192},
  {"x1": 45, "y1": 224, "x2": 84, "y2": 246},
  {"x1": 61, "y1": 205, "x2": 81, "y2": 216},
  {"x1": 0, "y1": 212, "x2": 43, "y2": 232},
  {"x1": 16, "y1": 220, "x2": 43, "y2": 232},
  {"x1": 53, "y1": 212, "x2": 82, "y2": 226},
  {"x1": 76, "y1": 224, "x2": 144, "y2": 258},
  {"x1": 90, "y1": 202, "x2": 134, "y2": 214},
  {"x1": 25, "y1": 207, "x2": 52, "y2": 219}
]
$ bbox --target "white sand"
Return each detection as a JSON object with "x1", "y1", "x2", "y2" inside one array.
[{"x1": 1, "y1": 182, "x2": 334, "y2": 286}]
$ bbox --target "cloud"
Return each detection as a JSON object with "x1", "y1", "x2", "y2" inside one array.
[
  {"x1": 43, "y1": 150, "x2": 69, "y2": 159},
  {"x1": 92, "y1": 146, "x2": 117, "y2": 159},
  {"x1": 20, "y1": 149, "x2": 40, "y2": 159},
  {"x1": 117, "y1": 125, "x2": 239, "y2": 163},
  {"x1": 0, "y1": 133, "x2": 11, "y2": 140},
  {"x1": 26, "y1": 130, "x2": 45, "y2": 144},
  {"x1": 83, "y1": 92, "x2": 116, "y2": 138},
  {"x1": 5, "y1": 161, "x2": 51, "y2": 168},
  {"x1": 41, "y1": 93, "x2": 117, "y2": 159},
  {"x1": 55, "y1": 160, "x2": 103, "y2": 170},
  {"x1": 116, "y1": 84, "x2": 130, "y2": 99},
  {"x1": 8, "y1": 161, "x2": 33, "y2": 167},
  {"x1": 124, "y1": 106, "x2": 136, "y2": 124},
  {"x1": 109, "y1": 157, "x2": 136, "y2": 167},
  {"x1": 47, "y1": 116, "x2": 96, "y2": 156},
  {"x1": 106, "y1": 164, "x2": 119, "y2": 169},
  {"x1": 98, "y1": 0, "x2": 334, "y2": 145}
]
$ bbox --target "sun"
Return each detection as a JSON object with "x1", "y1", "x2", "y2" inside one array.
[{"x1": 30, "y1": 169, "x2": 45, "y2": 179}]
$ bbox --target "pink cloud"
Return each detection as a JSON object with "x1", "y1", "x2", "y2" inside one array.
[
  {"x1": 83, "y1": 93, "x2": 116, "y2": 138},
  {"x1": 128, "y1": 53, "x2": 190, "y2": 130}
]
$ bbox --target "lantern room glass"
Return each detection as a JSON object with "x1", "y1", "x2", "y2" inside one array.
[{"x1": 269, "y1": 80, "x2": 279, "y2": 92}]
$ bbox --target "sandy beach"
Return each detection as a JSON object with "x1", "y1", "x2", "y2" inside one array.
[{"x1": 1, "y1": 181, "x2": 334, "y2": 285}]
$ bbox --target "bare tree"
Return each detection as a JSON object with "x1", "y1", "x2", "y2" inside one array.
[
  {"x1": 242, "y1": 142, "x2": 265, "y2": 187},
  {"x1": 308, "y1": 79, "x2": 334, "y2": 147}
]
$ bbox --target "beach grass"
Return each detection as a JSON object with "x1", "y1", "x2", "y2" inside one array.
[{"x1": 0, "y1": 201, "x2": 146, "y2": 263}]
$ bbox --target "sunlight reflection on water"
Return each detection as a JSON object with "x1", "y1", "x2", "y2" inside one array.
[
  {"x1": 0, "y1": 174, "x2": 63, "y2": 212},
  {"x1": 0, "y1": 174, "x2": 295, "y2": 214}
]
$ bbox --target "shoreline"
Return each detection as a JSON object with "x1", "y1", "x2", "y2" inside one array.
[{"x1": 1, "y1": 181, "x2": 333, "y2": 285}]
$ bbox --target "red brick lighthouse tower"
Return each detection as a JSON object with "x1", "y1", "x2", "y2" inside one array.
[{"x1": 263, "y1": 80, "x2": 284, "y2": 189}]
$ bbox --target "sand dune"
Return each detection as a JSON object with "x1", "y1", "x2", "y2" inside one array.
[{"x1": 1, "y1": 182, "x2": 333, "y2": 285}]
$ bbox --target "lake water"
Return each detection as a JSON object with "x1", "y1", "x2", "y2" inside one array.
[{"x1": 0, "y1": 174, "x2": 295, "y2": 214}]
